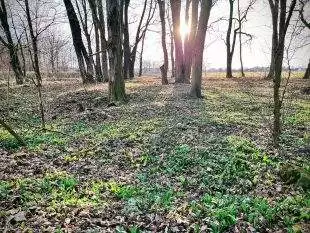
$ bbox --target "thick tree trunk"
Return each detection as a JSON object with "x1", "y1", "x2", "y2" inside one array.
[
  {"x1": 0, "y1": 0, "x2": 24, "y2": 84},
  {"x1": 123, "y1": 0, "x2": 130, "y2": 79},
  {"x1": 64, "y1": 0, "x2": 94, "y2": 83},
  {"x1": 303, "y1": 59, "x2": 310, "y2": 79},
  {"x1": 170, "y1": 0, "x2": 186, "y2": 83},
  {"x1": 184, "y1": 0, "x2": 198, "y2": 82},
  {"x1": 190, "y1": 0, "x2": 212, "y2": 98},
  {"x1": 157, "y1": 0, "x2": 168, "y2": 85},
  {"x1": 106, "y1": 0, "x2": 126, "y2": 102},
  {"x1": 226, "y1": 54, "x2": 233, "y2": 78},
  {"x1": 266, "y1": 0, "x2": 279, "y2": 80}
]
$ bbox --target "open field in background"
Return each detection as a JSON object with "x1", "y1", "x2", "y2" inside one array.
[
  {"x1": 0, "y1": 74, "x2": 309, "y2": 232},
  {"x1": 0, "y1": 71, "x2": 306, "y2": 85}
]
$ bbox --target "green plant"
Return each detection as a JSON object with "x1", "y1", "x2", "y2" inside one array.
[{"x1": 0, "y1": 181, "x2": 11, "y2": 200}]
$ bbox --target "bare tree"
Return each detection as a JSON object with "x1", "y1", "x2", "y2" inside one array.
[
  {"x1": 268, "y1": 0, "x2": 297, "y2": 147},
  {"x1": 157, "y1": 0, "x2": 169, "y2": 84},
  {"x1": 123, "y1": 0, "x2": 130, "y2": 79},
  {"x1": 299, "y1": 0, "x2": 310, "y2": 79},
  {"x1": 22, "y1": 0, "x2": 58, "y2": 129},
  {"x1": 0, "y1": 119, "x2": 26, "y2": 146},
  {"x1": 184, "y1": 0, "x2": 198, "y2": 83},
  {"x1": 126, "y1": 0, "x2": 156, "y2": 79},
  {"x1": 166, "y1": 5, "x2": 175, "y2": 77},
  {"x1": 237, "y1": 0, "x2": 255, "y2": 77},
  {"x1": 225, "y1": 0, "x2": 239, "y2": 78},
  {"x1": 64, "y1": 0, "x2": 95, "y2": 83},
  {"x1": 138, "y1": 30, "x2": 146, "y2": 77},
  {"x1": 170, "y1": 0, "x2": 185, "y2": 83},
  {"x1": 88, "y1": 0, "x2": 105, "y2": 82},
  {"x1": 43, "y1": 31, "x2": 69, "y2": 74},
  {"x1": 97, "y1": 0, "x2": 109, "y2": 82},
  {"x1": 75, "y1": 0, "x2": 95, "y2": 72},
  {"x1": 106, "y1": 0, "x2": 126, "y2": 101},
  {"x1": 190, "y1": 0, "x2": 213, "y2": 98},
  {"x1": 0, "y1": 0, "x2": 24, "y2": 84}
]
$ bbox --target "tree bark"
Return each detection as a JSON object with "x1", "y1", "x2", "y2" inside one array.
[
  {"x1": 24, "y1": 0, "x2": 46, "y2": 129},
  {"x1": 269, "y1": 0, "x2": 296, "y2": 147},
  {"x1": 157, "y1": 0, "x2": 168, "y2": 85},
  {"x1": 266, "y1": 0, "x2": 279, "y2": 80},
  {"x1": 237, "y1": 0, "x2": 245, "y2": 77},
  {"x1": 0, "y1": 119, "x2": 26, "y2": 146},
  {"x1": 75, "y1": 0, "x2": 95, "y2": 75},
  {"x1": 226, "y1": 0, "x2": 234, "y2": 79},
  {"x1": 138, "y1": 31, "x2": 146, "y2": 77},
  {"x1": 97, "y1": 0, "x2": 109, "y2": 82},
  {"x1": 123, "y1": 0, "x2": 131, "y2": 79},
  {"x1": 190, "y1": 0, "x2": 212, "y2": 98},
  {"x1": 0, "y1": 0, "x2": 24, "y2": 84},
  {"x1": 128, "y1": 0, "x2": 155, "y2": 79},
  {"x1": 167, "y1": 9, "x2": 175, "y2": 77},
  {"x1": 106, "y1": 0, "x2": 126, "y2": 102},
  {"x1": 184, "y1": 0, "x2": 198, "y2": 82},
  {"x1": 64, "y1": 0, "x2": 95, "y2": 83},
  {"x1": 170, "y1": 0, "x2": 186, "y2": 83},
  {"x1": 304, "y1": 59, "x2": 310, "y2": 79},
  {"x1": 88, "y1": 0, "x2": 103, "y2": 82}
]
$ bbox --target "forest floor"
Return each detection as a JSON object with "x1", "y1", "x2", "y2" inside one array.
[{"x1": 0, "y1": 74, "x2": 309, "y2": 233}]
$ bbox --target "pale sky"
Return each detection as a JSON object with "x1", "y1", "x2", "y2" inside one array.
[
  {"x1": 57, "y1": 0, "x2": 310, "y2": 69},
  {"x1": 140, "y1": 0, "x2": 310, "y2": 69}
]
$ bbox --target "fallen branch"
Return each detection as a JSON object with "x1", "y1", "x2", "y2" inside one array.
[{"x1": 0, "y1": 119, "x2": 26, "y2": 146}]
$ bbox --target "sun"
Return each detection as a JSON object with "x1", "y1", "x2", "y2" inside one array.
[{"x1": 180, "y1": 23, "x2": 190, "y2": 40}]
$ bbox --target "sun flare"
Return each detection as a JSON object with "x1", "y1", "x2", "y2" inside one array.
[{"x1": 180, "y1": 23, "x2": 190, "y2": 40}]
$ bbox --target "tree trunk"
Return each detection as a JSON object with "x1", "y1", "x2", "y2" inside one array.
[
  {"x1": 128, "y1": 0, "x2": 155, "y2": 79},
  {"x1": 303, "y1": 59, "x2": 310, "y2": 79},
  {"x1": 237, "y1": 0, "x2": 245, "y2": 77},
  {"x1": 64, "y1": 0, "x2": 94, "y2": 83},
  {"x1": 0, "y1": 0, "x2": 24, "y2": 84},
  {"x1": 76, "y1": 0, "x2": 96, "y2": 76},
  {"x1": 266, "y1": 0, "x2": 279, "y2": 80},
  {"x1": 25, "y1": 0, "x2": 46, "y2": 129},
  {"x1": 170, "y1": 0, "x2": 185, "y2": 83},
  {"x1": 226, "y1": 0, "x2": 234, "y2": 79},
  {"x1": 167, "y1": 10, "x2": 175, "y2": 78},
  {"x1": 138, "y1": 31, "x2": 146, "y2": 77},
  {"x1": 106, "y1": 0, "x2": 126, "y2": 102},
  {"x1": 88, "y1": 0, "x2": 103, "y2": 82},
  {"x1": 184, "y1": 0, "x2": 198, "y2": 82},
  {"x1": 98, "y1": 0, "x2": 109, "y2": 82},
  {"x1": 157, "y1": 0, "x2": 168, "y2": 85},
  {"x1": 123, "y1": 0, "x2": 130, "y2": 79},
  {"x1": 270, "y1": 0, "x2": 297, "y2": 147},
  {"x1": 190, "y1": 0, "x2": 212, "y2": 98},
  {"x1": 170, "y1": 33, "x2": 175, "y2": 78},
  {"x1": 0, "y1": 119, "x2": 26, "y2": 146}
]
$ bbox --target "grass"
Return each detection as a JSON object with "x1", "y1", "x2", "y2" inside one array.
[{"x1": 0, "y1": 75, "x2": 309, "y2": 232}]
